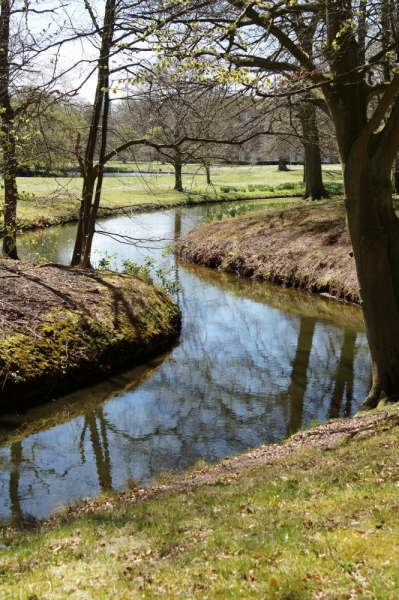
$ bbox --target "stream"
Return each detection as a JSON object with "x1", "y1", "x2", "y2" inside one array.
[{"x1": 0, "y1": 203, "x2": 371, "y2": 520}]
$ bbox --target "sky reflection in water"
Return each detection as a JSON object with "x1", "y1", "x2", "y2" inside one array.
[{"x1": 0, "y1": 205, "x2": 370, "y2": 519}]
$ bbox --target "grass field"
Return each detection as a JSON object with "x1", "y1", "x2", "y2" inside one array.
[
  {"x1": 1, "y1": 408, "x2": 399, "y2": 598},
  {"x1": 5, "y1": 163, "x2": 343, "y2": 228}
]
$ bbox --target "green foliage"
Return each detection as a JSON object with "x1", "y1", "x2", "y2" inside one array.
[
  {"x1": 122, "y1": 256, "x2": 154, "y2": 280},
  {"x1": 220, "y1": 185, "x2": 251, "y2": 193},
  {"x1": 122, "y1": 256, "x2": 181, "y2": 296},
  {"x1": 204, "y1": 204, "x2": 255, "y2": 222},
  {"x1": 324, "y1": 182, "x2": 344, "y2": 194},
  {"x1": 247, "y1": 183, "x2": 275, "y2": 192}
]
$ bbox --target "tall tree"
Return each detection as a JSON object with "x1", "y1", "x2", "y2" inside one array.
[
  {"x1": 0, "y1": 0, "x2": 18, "y2": 258},
  {"x1": 160, "y1": 0, "x2": 399, "y2": 410},
  {"x1": 71, "y1": 0, "x2": 116, "y2": 267},
  {"x1": 112, "y1": 69, "x2": 271, "y2": 192}
]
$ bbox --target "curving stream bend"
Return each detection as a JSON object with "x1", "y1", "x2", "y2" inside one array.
[{"x1": 0, "y1": 203, "x2": 370, "y2": 520}]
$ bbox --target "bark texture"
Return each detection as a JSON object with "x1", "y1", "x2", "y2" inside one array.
[
  {"x1": 173, "y1": 157, "x2": 183, "y2": 191},
  {"x1": 323, "y1": 0, "x2": 399, "y2": 409},
  {"x1": 300, "y1": 102, "x2": 328, "y2": 201},
  {"x1": 278, "y1": 158, "x2": 288, "y2": 171},
  {"x1": 0, "y1": 0, "x2": 18, "y2": 259},
  {"x1": 71, "y1": 0, "x2": 115, "y2": 268}
]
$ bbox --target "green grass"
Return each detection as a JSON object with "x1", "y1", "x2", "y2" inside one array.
[
  {"x1": 1, "y1": 409, "x2": 399, "y2": 598},
  {"x1": 4, "y1": 163, "x2": 343, "y2": 228}
]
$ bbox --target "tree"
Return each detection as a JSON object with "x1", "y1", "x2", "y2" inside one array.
[
  {"x1": 0, "y1": 0, "x2": 53, "y2": 258},
  {"x1": 70, "y1": 0, "x2": 117, "y2": 267},
  {"x1": 111, "y1": 68, "x2": 271, "y2": 191},
  {"x1": 0, "y1": 0, "x2": 88, "y2": 258},
  {"x1": 21, "y1": 100, "x2": 89, "y2": 175},
  {"x1": 160, "y1": 0, "x2": 399, "y2": 410}
]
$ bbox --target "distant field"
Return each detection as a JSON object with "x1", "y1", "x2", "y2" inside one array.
[{"x1": 3, "y1": 163, "x2": 343, "y2": 227}]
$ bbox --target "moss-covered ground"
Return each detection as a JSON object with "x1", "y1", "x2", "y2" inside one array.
[
  {"x1": 1, "y1": 407, "x2": 398, "y2": 598},
  {"x1": 0, "y1": 259, "x2": 181, "y2": 410}
]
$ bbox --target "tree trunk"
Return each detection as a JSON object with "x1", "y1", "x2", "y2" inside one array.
[
  {"x1": 300, "y1": 102, "x2": 328, "y2": 200},
  {"x1": 278, "y1": 158, "x2": 288, "y2": 171},
  {"x1": 1, "y1": 109, "x2": 19, "y2": 259},
  {"x1": 70, "y1": 0, "x2": 115, "y2": 268},
  {"x1": 205, "y1": 163, "x2": 211, "y2": 185},
  {"x1": 322, "y1": 4, "x2": 399, "y2": 410},
  {"x1": 343, "y1": 145, "x2": 399, "y2": 410},
  {"x1": 0, "y1": 0, "x2": 19, "y2": 259},
  {"x1": 392, "y1": 154, "x2": 399, "y2": 194},
  {"x1": 174, "y1": 159, "x2": 183, "y2": 191}
]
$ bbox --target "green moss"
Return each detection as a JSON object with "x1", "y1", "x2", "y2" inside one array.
[{"x1": 0, "y1": 270, "x2": 181, "y2": 409}]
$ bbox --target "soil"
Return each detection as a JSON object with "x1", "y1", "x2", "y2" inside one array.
[
  {"x1": 0, "y1": 258, "x2": 181, "y2": 411},
  {"x1": 177, "y1": 200, "x2": 360, "y2": 303}
]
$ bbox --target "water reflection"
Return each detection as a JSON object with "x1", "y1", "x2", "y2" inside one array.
[
  {"x1": 287, "y1": 319, "x2": 315, "y2": 435},
  {"x1": 0, "y1": 206, "x2": 371, "y2": 520}
]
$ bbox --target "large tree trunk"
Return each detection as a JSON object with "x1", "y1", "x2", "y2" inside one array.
[
  {"x1": 343, "y1": 148, "x2": 399, "y2": 409},
  {"x1": 322, "y1": 2, "x2": 399, "y2": 411},
  {"x1": 300, "y1": 102, "x2": 328, "y2": 201},
  {"x1": 0, "y1": 0, "x2": 19, "y2": 259}
]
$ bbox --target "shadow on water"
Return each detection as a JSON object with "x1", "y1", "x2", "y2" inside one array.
[{"x1": 0, "y1": 207, "x2": 371, "y2": 520}]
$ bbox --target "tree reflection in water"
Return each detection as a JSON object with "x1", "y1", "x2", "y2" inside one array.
[{"x1": 0, "y1": 208, "x2": 371, "y2": 520}]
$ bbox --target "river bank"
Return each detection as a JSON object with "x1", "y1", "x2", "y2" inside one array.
[
  {"x1": 3, "y1": 163, "x2": 341, "y2": 234},
  {"x1": 177, "y1": 199, "x2": 361, "y2": 303},
  {"x1": 1, "y1": 405, "x2": 398, "y2": 598},
  {"x1": 10, "y1": 192, "x2": 305, "y2": 235},
  {"x1": 0, "y1": 258, "x2": 181, "y2": 412}
]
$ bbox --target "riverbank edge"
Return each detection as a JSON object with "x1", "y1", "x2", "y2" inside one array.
[
  {"x1": 177, "y1": 200, "x2": 360, "y2": 304},
  {"x1": 9, "y1": 191, "x2": 305, "y2": 234},
  {"x1": 2, "y1": 406, "x2": 399, "y2": 598},
  {"x1": 0, "y1": 259, "x2": 181, "y2": 413},
  {"x1": 45, "y1": 405, "x2": 399, "y2": 521}
]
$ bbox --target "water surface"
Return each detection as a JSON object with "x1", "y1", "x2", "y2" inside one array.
[{"x1": 0, "y1": 205, "x2": 370, "y2": 520}]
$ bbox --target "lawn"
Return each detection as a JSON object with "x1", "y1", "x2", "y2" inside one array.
[
  {"x1": 0, "y1": 408, "x2": 398, "y2": 599},
  {"x1": 6, "y1": 163, "x2": 343, "y2": 228}
]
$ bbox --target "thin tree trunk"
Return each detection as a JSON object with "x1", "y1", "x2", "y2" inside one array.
[
  {"x1": 1, "y1": 110, "x2": 19, "y2": 259},
  {"x1": 70, "y1": 0, "x2": 115, "y2": 267},
  {"x1": 205, "y1": 163, "x2": 211, "y2": 185},
  {"x1": 0, "y1": 0, "x2": 19, "y2": 259}
]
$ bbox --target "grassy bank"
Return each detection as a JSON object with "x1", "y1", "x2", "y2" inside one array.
[
  {"x1": 0, "y1": 259, "x2": 181, "y2": 411},
  {"x1": 1, "y1": 407, "x2": 398, "y2": 598},
  {"x1": 177, "y1": 199, "x2": 364, "y2": 303},
  {"x1": 5, "y1": 164, "x2": 343, "y2": 230}
]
